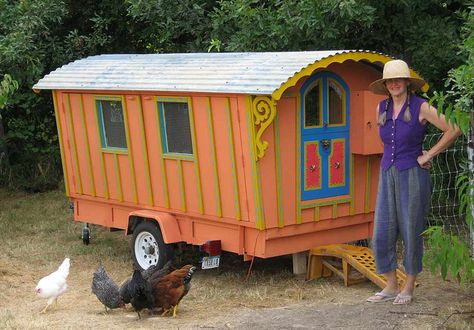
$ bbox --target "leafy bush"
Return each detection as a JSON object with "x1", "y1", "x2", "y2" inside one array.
[
  {"x1": 0, "y1": 0, "x2": 469, "y2": 194},
  {"x1": 424, "y1": 4, "x2": 474, "y2": 284}
]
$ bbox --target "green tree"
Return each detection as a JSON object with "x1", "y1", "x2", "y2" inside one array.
[
  {"x1": 208, "y1": 0, "x2": 464, "y2": 89},
  {"x1": 424, "y1": 5, "x2": 474, "y2": 284},
  {"x1": 209, "y1": 0, "x2": 376, "y2": 51},
  {"x1": 360, "y1": 0, "x2": 465, "y2": 91},
  {"x1": 0, "y1": 0, "x2": 138, "y2": 191},
  {"x1": 0, "y1": 0, "x2": 68, "y2": 191},
  {"x1": 0, "y1": 74, "x2": 18, "y2": 110},
  {"x1": 0, "y1": 0, "x2": 469, "y2": 195},
  {"x1": 125, "y1": 0, "x2": 215, "y2": 52},
  {"x1": 0, "y1": 74, "x2": 18, "y2": 150}
]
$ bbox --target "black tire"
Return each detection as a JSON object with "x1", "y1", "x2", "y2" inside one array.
[{"x1": 131, "y1": 221, "x2": 172, "y2": 271}]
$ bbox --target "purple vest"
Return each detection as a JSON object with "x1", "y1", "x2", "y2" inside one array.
[{"x1": 379, "y1": 95, "x2": 427, "y2": 171}]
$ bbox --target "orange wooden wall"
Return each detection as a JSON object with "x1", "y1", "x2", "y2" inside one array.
[
  {"x1": 255, "y1": 60, "x2": 384, "y2": 230},
  {"x1": 55, "y1": 91, "x2": 256, "y2": 228},
  {"x1": 54, "y1": 60, "x2": 384, "y2": 237}
]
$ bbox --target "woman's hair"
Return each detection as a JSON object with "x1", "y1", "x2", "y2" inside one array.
[
  {"x1": 403, "y1": 96, "x2": 412, "y2": 122},
  {"x1": 377, "y1": 93, "x2": 412, "y2": 126},
  {"x1": 377, "y1": 100, "x2": 388, "y2": 126}
]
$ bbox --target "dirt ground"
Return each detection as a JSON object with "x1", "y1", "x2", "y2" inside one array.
[
  {"x1": 0, "y1": 190, "x2": 473, "y2": 329},
  {"x1": 1, "y1": 253, "x2": 473, "y2": 330}
]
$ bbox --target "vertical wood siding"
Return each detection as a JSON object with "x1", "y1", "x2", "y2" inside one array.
[
  {"x1": 58, "y1": 91, "x2": 251, "y2": 223},
  {"x1": 55, "y1": 59, "x2": 381, "y2": 232}
]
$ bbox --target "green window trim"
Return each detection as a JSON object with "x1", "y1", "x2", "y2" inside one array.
[
  {"x1": 96, "y1": 97, "x2": 128, "y2": 152},
  {"x1": 157, "y1": 97, "x2": 195, "y2": 159}
]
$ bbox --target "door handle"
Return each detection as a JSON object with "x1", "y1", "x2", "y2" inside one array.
[
  {"x1": 321, "y1": 139, "x2": 330, "y2": 151},
  {"x1": 333, "y1": 161, "x2": 340, "y2": 169}
]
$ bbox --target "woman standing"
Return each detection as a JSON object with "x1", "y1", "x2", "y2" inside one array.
[{"x1": 366, "y1": 60, "x2": 461, "y2": 305}]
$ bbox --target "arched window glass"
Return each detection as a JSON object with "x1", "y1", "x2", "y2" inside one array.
[
  {"x1": 328, "y1": 80, "x2": 344, "y2": 126},
  {"x1": 304, "y1": 81, "x2": 321, "y2": 127}
]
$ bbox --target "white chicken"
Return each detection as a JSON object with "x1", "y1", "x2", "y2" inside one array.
[{"x1": 35, "y1": 257, "x2": 70, "y2": 313}]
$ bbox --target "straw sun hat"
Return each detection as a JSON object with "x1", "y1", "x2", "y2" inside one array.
[{"x1": 369, "y1": 59, "x2": 426, "y2": 95}]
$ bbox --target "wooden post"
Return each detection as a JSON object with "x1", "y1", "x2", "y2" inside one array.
[{"x1": 292, "y1": 251, "x2": 308, "y2": 275}]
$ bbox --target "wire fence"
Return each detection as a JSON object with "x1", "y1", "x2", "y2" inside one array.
[{"x1": 424, "y1": 132, "x2": 471, "y2": 250}]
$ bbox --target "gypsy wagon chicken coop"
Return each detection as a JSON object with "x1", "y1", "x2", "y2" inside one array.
[{"x1": 33, "y1": 50, "x2": 427, "y2": 271}]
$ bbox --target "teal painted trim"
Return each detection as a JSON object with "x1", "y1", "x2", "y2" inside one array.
[
  {"x1": 96, "y1": 100, "x2": 107, "y2": 148},
  {"x1": 157, "y1": 102, "x2": 169, "y2": 153},
  {"x1": 96, "y1": 98, "x2": 128, "y2": 151},
  {"x1": 101, "y1": 148, "x2": 129, "y2": 155},
  {"x1": 162, "y1": 153, "x2": 195, "y2": 161},
  {"x1": 157, "y1": 98, "x2": 195, "y2": 157}
]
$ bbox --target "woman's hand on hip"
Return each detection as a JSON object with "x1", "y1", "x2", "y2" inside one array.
[{"x1": 417, "y1": 150, "x2": 432, "y2": 170}]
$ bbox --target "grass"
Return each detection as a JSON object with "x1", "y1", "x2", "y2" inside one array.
[
  {"x1": 0, "y1": 189, "x2": 473, "y2": 329},
  {"x1": 0, "y1": 189, "x2": 131, "y2": 267}
]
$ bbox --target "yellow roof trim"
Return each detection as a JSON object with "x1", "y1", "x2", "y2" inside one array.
[{"x1": 271, "y1": 52, "x2": 429, "y2": 101}]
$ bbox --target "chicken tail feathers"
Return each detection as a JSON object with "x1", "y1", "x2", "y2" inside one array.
[
  {"x1": 119, "y1": 278, "x2": 132, "y2": 304},
  {"x1": 146, "y1": 260, "x2": 174, "y2": 282},
  {"x1": 57, "y1": 258, "x2": 70, "y2": 278},
  {"x1": 183, "y1": 265, "x2": 196, "y2": 286}
]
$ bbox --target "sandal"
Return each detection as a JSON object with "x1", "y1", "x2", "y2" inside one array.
[
  {"x1": 366, "y1": 291, "x2": 399, "y2": 303},
  {"x1": 393, "y1": 293, "x2": 413, "y2": 305}
]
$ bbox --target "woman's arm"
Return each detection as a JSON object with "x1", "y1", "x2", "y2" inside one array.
[{"x1": 417, "y1": 101, "x2": 462, "y2": 166}]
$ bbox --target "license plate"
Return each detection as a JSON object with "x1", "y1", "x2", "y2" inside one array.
[{"x1": 201, "y1": 255, "x2": 220, "y2": 269}]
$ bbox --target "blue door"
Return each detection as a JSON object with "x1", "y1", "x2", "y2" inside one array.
[{"x1": 301, "y1": 72, "x2": 350, "y2": 200}]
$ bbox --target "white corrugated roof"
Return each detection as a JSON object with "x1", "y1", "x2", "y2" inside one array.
[{"x1": 33, "y1": 50, "x2": 390, "y2": 95}]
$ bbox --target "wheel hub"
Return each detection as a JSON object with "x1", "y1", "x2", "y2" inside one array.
[
  {"x1": 135, "y1": 231, "x2": 160, "y2": 270},
  {"x1": 144, "y1": 245, "x2": 155, "y2": 255}
]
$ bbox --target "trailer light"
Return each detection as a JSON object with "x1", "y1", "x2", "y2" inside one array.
[{"x1": 200, "y1": 240, "x2": 221, "y2": 257}]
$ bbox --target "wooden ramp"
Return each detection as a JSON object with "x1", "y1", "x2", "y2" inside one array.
[{"x1": 306, "y1": 244, "x2": 408, "y2": 289}]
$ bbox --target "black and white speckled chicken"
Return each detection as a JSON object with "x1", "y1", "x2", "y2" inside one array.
[
  {"x1": 119, "y1": 261, "x2": 173, "y2": 305},
  {"x1": 91, "y1": 265, "x2": 124, "y2": 312}
]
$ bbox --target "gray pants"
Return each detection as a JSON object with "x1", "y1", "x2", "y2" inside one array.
[{"x1": 372, "y1": 166, "x2": 431, "y2": 275}]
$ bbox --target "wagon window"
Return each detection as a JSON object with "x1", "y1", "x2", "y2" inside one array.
[
  {"x1": 328, "y1": 80, "x2": 344, "y2": 126},
  {"x1": 97, "y1": 99, "x2": 127, "y2": 149},
  {"x1": 158, "y1": 101, "x2": 193, "y2": 155},
  {"x1": 304, "y1": 80, "x2": 322, "y2": 127}
]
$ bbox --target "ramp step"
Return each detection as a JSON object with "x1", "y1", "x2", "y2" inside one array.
[{"x1": 306, "y1": 244, "x2": 408, "y2": 289}]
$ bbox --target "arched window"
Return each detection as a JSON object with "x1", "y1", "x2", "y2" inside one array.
[
  {"x1": 304, "y1": 79, "x2": 322, "y2": 128},
  {"x1": 328, "y1": 79, "x2": 345, "y2": 126}
]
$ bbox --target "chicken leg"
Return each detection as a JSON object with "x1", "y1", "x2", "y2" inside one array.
[
  {"x1": 39, "y1": 297, "x2": 56, "y2": 314},
  {"x1": 39, "y1": 304, "x2": 50, "y2": 314}
]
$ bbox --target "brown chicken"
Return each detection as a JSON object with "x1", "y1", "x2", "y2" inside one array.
[{"x1": 150, "y1": 264, "x2": 196, "y2": 317}]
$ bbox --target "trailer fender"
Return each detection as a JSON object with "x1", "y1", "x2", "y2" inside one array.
[{"x1": 127, "y1": 210, "x2": 182, "y2": 244}]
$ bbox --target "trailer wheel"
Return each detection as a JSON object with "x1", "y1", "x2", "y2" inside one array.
[
  {"x1": 131, "y1": 221, "x2": 169, "y2": 271},
  {"x1": 81, "y1": 224, "x2": 90, "y2": 245}
]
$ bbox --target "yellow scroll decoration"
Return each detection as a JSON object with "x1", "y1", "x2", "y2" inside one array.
[{"x1": 252, "y1": 96, "x2": 277, "y2": 160}]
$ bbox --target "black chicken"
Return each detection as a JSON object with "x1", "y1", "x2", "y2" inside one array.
[
  {"x1": 127, "y1": 269, "x2": 154, "y2": 319},
  {"x1": 119, "y1": 261, "x2": 173, "y2": 305},
  {"x1": 91, "y1": 265, "x2": 124, "y2": 312}
]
